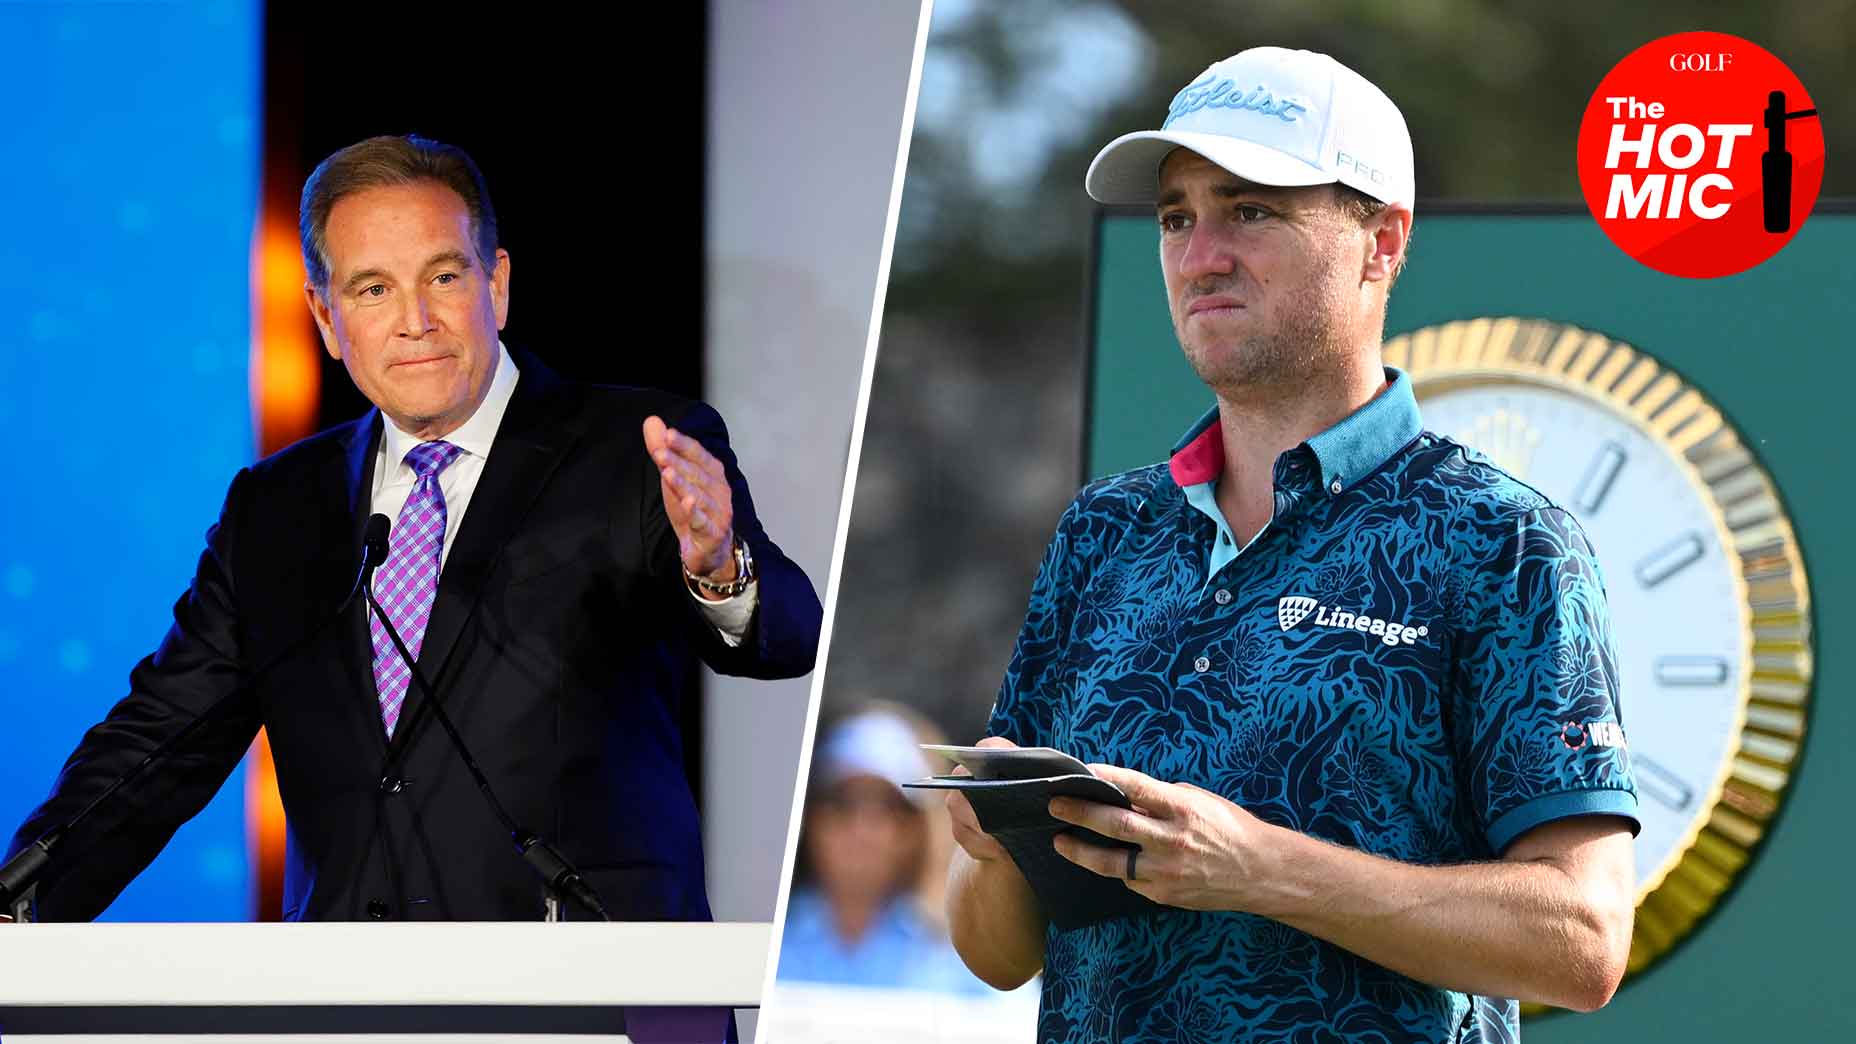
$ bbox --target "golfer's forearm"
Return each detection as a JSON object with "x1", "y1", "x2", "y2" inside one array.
[
  {"x1": 1264, "y1": 831, "x2": 1630, "y2": 1011},
  {"x1": 947, "y1": 849, "x2": 1047, "y2": 990}
]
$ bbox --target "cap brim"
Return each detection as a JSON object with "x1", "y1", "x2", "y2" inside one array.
[
  {"x1": 1085, "y1": 129, "x2": 1335, "y2": 205},
  {"x1": 816, "y1": 766, "x2": 935, "y2": 807}
]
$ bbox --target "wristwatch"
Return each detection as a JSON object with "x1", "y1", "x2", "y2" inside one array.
[{"x1": 684, "y1": 537, "x2": 755, "y2": 598}]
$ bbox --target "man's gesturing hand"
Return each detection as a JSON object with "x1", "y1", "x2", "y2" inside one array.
[
  {"x1": 643, "y1": 416, "x2": 736, "y2": 587},
  {"x1": 1048, "y1": 763, "x2": 1287, "y2": 914}
]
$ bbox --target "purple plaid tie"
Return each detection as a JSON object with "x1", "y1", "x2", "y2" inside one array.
[{"x1": 371, "y1": 440, "x2": 463, "y2": 738}]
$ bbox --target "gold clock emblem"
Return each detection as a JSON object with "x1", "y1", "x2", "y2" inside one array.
[{"x1": 1384, "y1": 317, "x2": 1813, "y2": 984}]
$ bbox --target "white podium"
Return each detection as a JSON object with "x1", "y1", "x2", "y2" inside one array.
[{"x1": 0, "y1": 922, "x2": 771, "y2": 1043}]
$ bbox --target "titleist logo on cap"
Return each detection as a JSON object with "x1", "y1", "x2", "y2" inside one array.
[
  {"x1": 1165, "y1": 75, "x2": 1310, "y2": 127},
  {"x1": 1084, "y1": 46, "x2": 1415, "y2": 207}
]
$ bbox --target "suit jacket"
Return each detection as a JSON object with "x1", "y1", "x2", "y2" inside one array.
[{"x1": 7, "y1": 351, "x2": 822, "y2": 921}]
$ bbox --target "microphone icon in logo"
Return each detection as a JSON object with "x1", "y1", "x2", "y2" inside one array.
[{"x1": 1762, "y1": 89, "x2": 1820, "y2": 233}]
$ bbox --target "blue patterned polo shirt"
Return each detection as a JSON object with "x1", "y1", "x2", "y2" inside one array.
[{"x1": 988, "y1": 368, "x2": 1639, "y2": 1043}]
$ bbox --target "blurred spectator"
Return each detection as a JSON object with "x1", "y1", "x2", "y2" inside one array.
[{"x1": 776, "y1": 705, "x2": 990, "y2": 994}]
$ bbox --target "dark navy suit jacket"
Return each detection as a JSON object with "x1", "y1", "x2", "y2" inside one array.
[{"x1": 7, "y1": 351, "x2": 821, "y2": 921}]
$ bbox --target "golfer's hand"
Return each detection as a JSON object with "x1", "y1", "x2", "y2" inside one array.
[
  {"x1": 946, "y1": 736, "x2": 1017, "y2": 864},
  {"x1": 1047, "y1": 762, "x2": 1283, "y2": 912}
]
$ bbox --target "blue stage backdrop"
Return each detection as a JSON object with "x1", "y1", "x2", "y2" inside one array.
[{"x1": 0, "y1": 2, "x2": 260, "y2": 920}]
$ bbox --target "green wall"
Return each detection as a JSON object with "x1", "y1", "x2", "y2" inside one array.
[{"x1": 1087, "y1": 207, "x2": 1854, "y2": 1037}]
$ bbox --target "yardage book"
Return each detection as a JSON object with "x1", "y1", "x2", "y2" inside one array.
[{"x1": 905, "y1": 745, "x2": 1163, "y2": 929}]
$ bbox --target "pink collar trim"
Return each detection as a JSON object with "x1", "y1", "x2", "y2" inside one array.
[{"x1": 1168, "y1": 418, "x2": 1224, "y2": 487}]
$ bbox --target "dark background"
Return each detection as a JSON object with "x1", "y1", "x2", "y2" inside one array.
[
  {"x1": 263, "y1": 7, "x2": 711, "y2": 430},
  {"x1": 257, "y1": 6, "x2": 712, "y2": 918}
]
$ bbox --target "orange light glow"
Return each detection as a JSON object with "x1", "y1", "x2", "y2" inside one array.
[
  {"x1": 252, "y1": 214, "x2": 319, "y2": 458},
  {"x1": 245, "y1": 729, "x2": 289, "y2": 919},
  {"x1": 248, "y1": 203, "x2": 319, "y2": 920}
]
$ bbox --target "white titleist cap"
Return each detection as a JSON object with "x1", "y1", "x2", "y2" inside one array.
[{"x1": 1086, "y1": 47, "x2": 1414, "y2": 207}]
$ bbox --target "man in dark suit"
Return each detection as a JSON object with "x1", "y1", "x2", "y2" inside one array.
[{"x1": 5, "y1": 135, "x2": 822, "y2": 924}]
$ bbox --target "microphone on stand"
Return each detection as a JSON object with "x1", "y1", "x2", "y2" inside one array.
[
  {"x1": 0, "y1": 519, "x2": 392, "y2": 922},
  {"x1": 361, "y1": 513, "x2": 611, "y2": 922}
]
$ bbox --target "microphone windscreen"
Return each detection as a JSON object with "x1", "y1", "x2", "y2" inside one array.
[{"x1": 365, "y1": 514, "x2": 391, "y2": 567}]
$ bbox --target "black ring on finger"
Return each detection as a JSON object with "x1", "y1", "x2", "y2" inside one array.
[{"x1": 1126, "y1": 847, "x2": 1139, "y2": 881}]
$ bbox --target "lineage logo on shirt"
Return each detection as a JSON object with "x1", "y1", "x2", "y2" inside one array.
[{"x1": 1277, "y1": 596, "x2": 1430, "y2": 647}]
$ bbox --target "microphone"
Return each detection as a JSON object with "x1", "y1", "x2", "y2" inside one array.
[
  {"x1": 361, "y1": 513, "x2": 390, "y2": 583},
  {"x1": 1761, "y1": 89, "x2": 1821, "y2": 233},
  {"x1": 362, "y1": 514, "x2": 611, "y2": 922},
  {"x1": 1, "y1": 519, "x2": 392, "y2": 920}
]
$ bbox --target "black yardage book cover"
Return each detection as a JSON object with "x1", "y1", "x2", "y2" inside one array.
[{"x1": 905, "y1": 745, "x2": 1163, "y2": 930}]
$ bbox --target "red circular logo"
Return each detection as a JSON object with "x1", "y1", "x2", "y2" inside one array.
[{"x1": 1577, "y1": 31, "x2": 1824, "y2": 279}]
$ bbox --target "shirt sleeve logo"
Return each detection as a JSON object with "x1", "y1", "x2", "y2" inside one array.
[{"x1": 1561, "y1": 720, "x2": 1629, "y2": 750}]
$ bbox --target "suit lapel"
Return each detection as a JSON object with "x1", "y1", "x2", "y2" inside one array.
[
  {"x1": 335, "y1": 409, "x2": 388, "y2": 750},
  {"x1": 386, "y1": 353, "x2": 583, "y2": 761}
]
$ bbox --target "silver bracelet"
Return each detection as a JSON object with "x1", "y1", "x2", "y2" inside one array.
[{"x1": 684, "y1": 538, "x2": 755, "y2": 598}]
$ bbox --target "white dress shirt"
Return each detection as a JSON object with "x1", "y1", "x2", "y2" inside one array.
[{"x1": 369, "y1": 341, "x2": 757, "y2": 645}]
